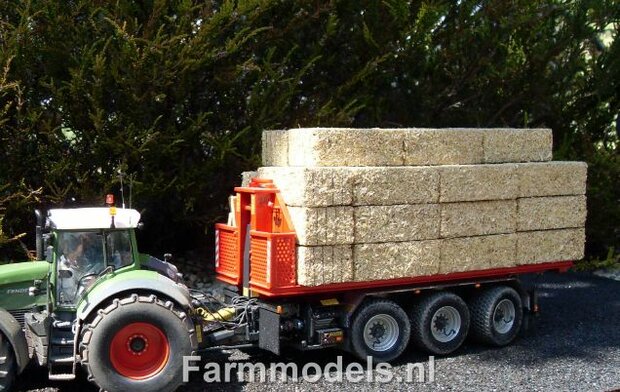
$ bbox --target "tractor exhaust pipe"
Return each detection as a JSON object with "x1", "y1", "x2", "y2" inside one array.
[{"x1": 35, "y1": 209, "x2": 44, "y2": 260}]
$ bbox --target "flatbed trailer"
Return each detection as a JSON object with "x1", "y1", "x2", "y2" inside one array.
[{"x1": 200, "y1": 179, "x2": 573, "y2": 361}]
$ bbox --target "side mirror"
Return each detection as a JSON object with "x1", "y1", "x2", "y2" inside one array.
[{"x1": 45, "y1": 245, "x2": 54, "y2": 263}]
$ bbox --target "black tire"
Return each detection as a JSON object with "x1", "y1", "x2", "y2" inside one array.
[
  {"x1": 80, "y1": 294, "x2": 195, "y2": 392},
  {"x1": 410, "y1": 291, "x2": 470, "y2": 355},
  {"x1": 469, "y1": 286, "x2": 523, "y2": 346},
  {"x1": 350, "y1": 299, "x2": 410, "y2": 362},
  {"x1": 0, "y1": 333, "x2": 16, "y2": 392}
]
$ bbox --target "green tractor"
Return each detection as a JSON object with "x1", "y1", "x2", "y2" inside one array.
[{"x1": 0, "y1": 202, "x2": 197, "y2": 391}]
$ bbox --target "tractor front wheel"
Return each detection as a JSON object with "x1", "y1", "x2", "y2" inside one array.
[
  {"x1": 80, "y1": 294, "x2": 195, "y2": 392},
  {"x1": 0, "y1": 333, "x2": 16, "y2": 392}
]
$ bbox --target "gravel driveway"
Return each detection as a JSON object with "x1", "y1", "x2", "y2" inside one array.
[{"x1": 13, "y1": 271, "x2": 620, "y2": 392}]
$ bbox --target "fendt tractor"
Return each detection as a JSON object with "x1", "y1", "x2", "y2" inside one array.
[{"x1": 0, "y1": 181, "x2": 572, "y2": 392}]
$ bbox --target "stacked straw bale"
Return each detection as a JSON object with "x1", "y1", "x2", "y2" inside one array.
[{"x1": 256, "y1": 128, "x2": 586, "y2": 286}]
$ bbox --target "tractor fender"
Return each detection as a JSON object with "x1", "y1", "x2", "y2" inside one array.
[
  {"x1": 76, "y1": 271, "x2": 192, "y2": 322},
  {"x1": 0, "y1": 308, "x2": 30, "y2": 374}
]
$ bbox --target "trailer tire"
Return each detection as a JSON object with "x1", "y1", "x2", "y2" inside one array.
[
  {"x1": 80, "y1": 294, "x2": 195, "y2": 392},
  {"x1": 469, "y1": 286, "x2": 523, "y2": 346},
  {"x1": 410, "y1": 291, "x2": 470, "y2": 355},
  {"x1": 0, "y1": 333, "x2": 16, "y2": 392},
  {"x1": 350, "y1": 299, "x2": 410, "y2": 362}
]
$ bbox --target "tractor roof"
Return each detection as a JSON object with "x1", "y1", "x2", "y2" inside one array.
[{"x1": 47, "y1": 208, "x2": 141, "y2": 230}]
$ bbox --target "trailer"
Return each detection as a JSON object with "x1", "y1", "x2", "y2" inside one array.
[{"x1": 205, "y1": 178, "x2": 571, "y2": 361}]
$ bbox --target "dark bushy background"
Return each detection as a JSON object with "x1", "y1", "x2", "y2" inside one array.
[{"x1": 0, "y1": 0, "x2": 618, "y2": 263}]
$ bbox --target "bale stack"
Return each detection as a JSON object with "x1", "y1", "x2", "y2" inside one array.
[{"x1": 257, "y1": 128, "x2": 587, "y2": 287}]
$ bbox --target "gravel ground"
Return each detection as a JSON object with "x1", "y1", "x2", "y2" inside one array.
[{"x1": 13, "y1": 271, "x2": 620, "y2": 392}]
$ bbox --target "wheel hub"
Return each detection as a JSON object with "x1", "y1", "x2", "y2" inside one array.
[
  {"x1": 363, "y1": 314, "x2": 399, "y2": 352},
  {"x1": 370, "y1": 322, "x2": 386, "y2": 340},
  {"x1": 493, "y1": 299, "x2": 516, "y2": 334},
  {"x1": 431, "y1": 306, "x2": 462, "y2": 343},
  {"x1": 128, "y1": 335, "x2": 147, "y2": 355}
]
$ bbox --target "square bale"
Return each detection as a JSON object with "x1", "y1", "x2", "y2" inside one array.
[
  {"x1": 353, "y1": 240, "x2": 441, "y2": 281},
  {"x1": 352, "y1": 166, "x2": 440, "y2": 205},
  {"x1": 297, "y1": 245, "x2": 353, "y2": 286},
  {"x1": 287, "y1": 128, "x2": 407, "y2": 167},
  {"x1": 288, "y1": 207, "x2": 355, "y2": 246},
  {"x1": 258, "y1": 167, "x2": 355, "y2": 207},
  {"x1": 517, "y1": 162, "x2": 587, "y2": 197},
  {"x1": 440, "y1": 234, "x2": 517, "y2": 274},
  {"x1": 403, "y1": 128, "x2": 485, "y2": 165},
  {"x1": 354, "y1": 204, "x2": 441, "y2": 243},
  {"x1": 440, "y1": 200, "x2": 517, "y2": 238},
  {"x1": 517, "y1": 195, "x2": 587, "y2": 231},
  {"x1": 262, "y1": 130, "x2": 289, "y2": 166},
  {"x1": 439, "y1": 164, "x2": 518, "y2": 202},
  {"x1": 516, "y1": 228, "x2": 585, "y2": 264},
  {"x1": 483, "y1": 128, "x2": 552, "y2": 163}
]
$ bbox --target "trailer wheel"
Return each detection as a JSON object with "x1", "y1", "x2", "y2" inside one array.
[
  {"x1": 469, "y1": 286, "x2": 523, "y2": 346},
  {"x1": 410, "y1": 291, "x2": 470, "y2": 355},
  {"x1": 0, "y1": 333, "x2": 16, "y2": 392},
  {"x1": 80, "y1": 294, "x2": 195, "y2": 392},
  {"x1": 350, "y1": 299, "x2": 410, "y2": 362}
]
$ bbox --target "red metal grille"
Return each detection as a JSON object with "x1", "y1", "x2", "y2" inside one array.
[
  {"x1": 250, "y1": 231, "x2": 296, "y2": 291},
  {"x1": 215, "y1": 224, "x2": 241, "y2": 285}
]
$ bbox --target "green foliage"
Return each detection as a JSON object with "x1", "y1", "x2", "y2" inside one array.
[
  {"x1": 0, "y1": 0, "x2": 618, "y2": 260},
  {"x1": 574, "y1": 247, "x2": 619, "y2": 271}
]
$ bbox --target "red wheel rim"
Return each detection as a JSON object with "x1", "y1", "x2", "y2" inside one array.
[{"x1": 109, "y1": 322, "x2": 170, "y2": 380}]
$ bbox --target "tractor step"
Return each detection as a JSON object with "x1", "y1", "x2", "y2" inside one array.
[
  {"x1": 51, "y1": 320, "x2": 72, "y2": 330},
  {"x1": 51, "y1": 337, "x2": 75, "y2": 346},
  {"x1": 48, "y1": 373, "x2": 76, "y2": 381},
  {"x1": 50, "y1": 356, "x2": 75, "y2": 364}
]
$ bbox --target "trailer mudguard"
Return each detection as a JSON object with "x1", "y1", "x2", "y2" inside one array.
[
  {"x1": 76, "y1": 270, "x2": 192, "y2": 322},
  {"x1": 0, "y1": 308, "x2": 30, "y2": 374}
]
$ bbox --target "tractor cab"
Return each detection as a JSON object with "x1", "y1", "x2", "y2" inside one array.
[{"x1": 46, "y1": 207, "x2": 141, "y2": 308}]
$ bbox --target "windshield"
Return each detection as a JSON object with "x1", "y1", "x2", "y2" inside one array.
[{"x1": 56, "y1": 230, "x2": 133, "y2": 306}]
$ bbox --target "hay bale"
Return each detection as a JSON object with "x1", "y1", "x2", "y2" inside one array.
[
  {"x1": 352, "y1": 166, "x2": 440, "y2": 205},
  {"x1": 258, "y1": 167, "x2": 355, "y2": 207},
  {"x1": 262, "y1": 130, "x2": 289, "y2": 166},
  {"x1": 287, "y1": 128, "x2": 407, "y2": 167},
  {"x1": 483, "y1": 128, "x2": 552, "y2": 163},
  {"x1": 517, "y1": 195, "x2": 587, "y2": 231},
  {"x1": 440, "y1": 234, "x2": 517, "y2": 274},
  {"x1": 439, "y1": 164, "x2": 518, "y2": 202},
  {"x1": 354, "y1": 204, "x2": 440, "y2": 243},
  {"x1": 288, "y1": 207, "x2": 354, "y2": 246},
  {"x1": 353, "y1": 240, "x2": 441, "y2": 281},
  {"x1": 285, "y1": 128, "x2": 486, "y2": 166},
  {"x1": 263, "y1": 128, "x2": 558, "y2": 167},
  {"x1": 440, "y1": 200, "x2": 517, "y2": 238},
  {"x1": 516, "y1": 228, "x2": 585, "y2": 264},
  {"x1": 401, "y1": 128, "x2": 484, "y2": 165},
  {"x1": 259, "y1": 166, "x2": 440, "y2": 207},
  {"x1": 297, "y1": 245, "x2": 353, "y2": 286},
  {"x1": 518, "y1": 162, "x2": 587, "y2": 197}
]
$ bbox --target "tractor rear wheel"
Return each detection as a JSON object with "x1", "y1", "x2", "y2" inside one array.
[
  {"x1": 80, "y1": 294, "x2": 195, "y2": 392},
  {"x1": 0, "y1": 333, "x2": 16, "y2": 392}
]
